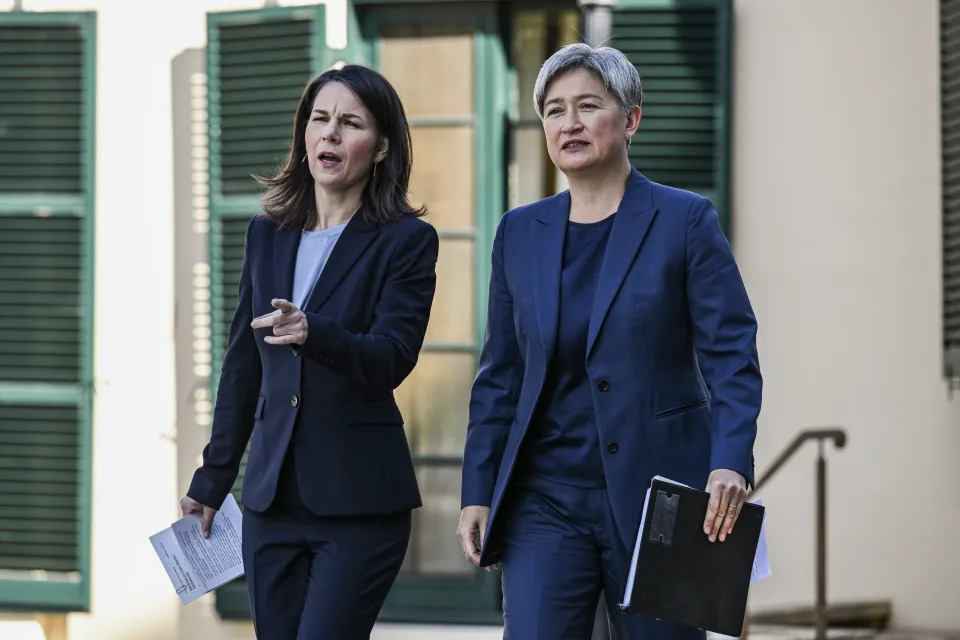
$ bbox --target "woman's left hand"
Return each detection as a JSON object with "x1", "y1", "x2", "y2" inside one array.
[
  {"x1": 703, "y1": 468, "x2": 747, "y2": 543},
  {"x1": 250, "y1": 298, "x2": 308, "y2": 346}
]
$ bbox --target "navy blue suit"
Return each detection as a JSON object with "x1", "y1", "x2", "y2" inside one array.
[
  {"x1": 189, "y1": 210, "x2": 438, "y2": 639},
  {"x1": 461, "y1": 170, "x2": 761, "y2": 638}
]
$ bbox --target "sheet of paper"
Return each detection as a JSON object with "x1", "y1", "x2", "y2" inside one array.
[
  {"x1": 150, "y1": 493, "x2": 245, "y2": 605},
  {"x1": 749, "y1": 497, "x2": 772, "y2": 584},
  {"x1": 619, "y1": 485, "x2": 652, "y2": 608}
]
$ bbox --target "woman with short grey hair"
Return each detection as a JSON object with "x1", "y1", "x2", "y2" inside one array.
[{"x1": 458, "y1": 43, "x2": 761, "y2": 638}]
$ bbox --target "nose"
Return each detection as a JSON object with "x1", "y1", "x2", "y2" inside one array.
[
  {"x1": 320, "y1": 121, "x2": 340, "y2": 143},
  {"x1": 560, "y1": 111, "x2": 582, "y2": 134}
]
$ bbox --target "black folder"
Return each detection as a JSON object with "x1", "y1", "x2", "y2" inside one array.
[{"x1": 619, "y1": 476, "x2": 766, "y2": 637}]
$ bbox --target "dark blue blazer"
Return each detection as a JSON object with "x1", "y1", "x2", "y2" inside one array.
[
  {"x1": 461, "y1": 170, "x2": 762, "y2": 566},
  {"x1": 189, "y1": 211, "x2": 438, "y2": 516}
]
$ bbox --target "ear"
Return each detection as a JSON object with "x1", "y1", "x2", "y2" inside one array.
[
  {"x1": 625, "y1": 105, "x2": 642, "y2": 138},
  {"x1": 375, "y1": 137, "x2": 389, "y2": 164}
]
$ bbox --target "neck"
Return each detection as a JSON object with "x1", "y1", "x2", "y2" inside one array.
[
  {"x1": 566, "y1": 158, "x2": 633, "y2": 224},
  {"x1": 312, "y1": 182, "x2": 365, "y2": 230}
]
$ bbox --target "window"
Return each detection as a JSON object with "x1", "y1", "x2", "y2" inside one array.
[
  {"x1": 942, "y1": 0, "x2": 960, "y2": 379},
  {"x1": 611, "y1": 0, "x2": 733, "y2": 232},
  {"x1": 204, "y1": 4, "x2": 335, "y2": 619},
  {"x1": 355, "y1": 1, "x2": 508, "y2": 623},
  {"x1": 0, "y1": 11, "x2": 96, "y2": 611}
]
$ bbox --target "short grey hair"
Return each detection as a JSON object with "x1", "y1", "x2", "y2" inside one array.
[{"x1": 533, "y1": 43, "x2": 643, "y2": 119}]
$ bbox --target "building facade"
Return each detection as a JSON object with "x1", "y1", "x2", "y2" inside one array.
[{"x1": 0, "y1": 0, "x2": 955, "y2": 638}]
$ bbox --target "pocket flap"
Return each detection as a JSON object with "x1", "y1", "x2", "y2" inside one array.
[{"x1": 653, "y1": 398, "x2": 707, "y2": 419}]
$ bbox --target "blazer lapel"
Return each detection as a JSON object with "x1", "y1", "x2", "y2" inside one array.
[
  {"x1": 303, "y1": 211, "x2": 379, "y2": 313},
  {"x1": 586, "y1": 170, "x2": 658, "y2": 357},
  {"x1": 273, "y1": 224, "x2": 301, "y2": 303},
  {"x1": 531, "y1": 192, "x2": 569, "y2": 364}
]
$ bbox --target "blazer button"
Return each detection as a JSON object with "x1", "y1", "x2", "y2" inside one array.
[
  {"x1": 598, "y1": 380, "x2": 610, "y2": 392},
  {"x1": 607, "y1": 442, "x2": 619, "y2": 453},
  {"x1": 290, "y1": 395, "x2": 299, "y2": 408}
]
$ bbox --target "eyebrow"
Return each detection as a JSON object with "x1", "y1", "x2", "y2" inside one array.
[
  {"x1": 543, "y1": 92, "x2": 606, "y2": 108},
  {"x1": 312, "y1": 109, "x2": 363, "y2": 121}
]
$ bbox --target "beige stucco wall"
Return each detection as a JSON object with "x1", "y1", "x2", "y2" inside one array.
[{"x1": 732, "y1": 0, "x2": 960, "y2": 631}]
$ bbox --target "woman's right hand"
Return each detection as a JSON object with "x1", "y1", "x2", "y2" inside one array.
[{"x1": 180, "y1": 495, "x2": 218, "y2": 539}]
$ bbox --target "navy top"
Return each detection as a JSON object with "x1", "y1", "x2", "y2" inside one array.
[{"x1": 516, "y1": 214, "x2": 615, "y2": 488}]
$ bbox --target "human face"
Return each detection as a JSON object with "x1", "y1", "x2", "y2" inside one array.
[
  {"x1": 304, "y1": 81, "x2": 386, "y2": 194},
  {"x1": 541, "y1": 67, "x2": 639, "y2": 176}
]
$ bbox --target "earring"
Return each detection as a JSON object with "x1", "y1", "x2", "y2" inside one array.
[
  {"x1": 373, "y1": 162, "x2": 377, "y2": 178},
  {"x1": 302, "y1": 153, "x2": 307, "y2": 164}
]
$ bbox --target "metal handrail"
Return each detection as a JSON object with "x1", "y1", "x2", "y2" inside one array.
[{"x1": 748, "y1": 428, "x2": 847, "y2": 640}]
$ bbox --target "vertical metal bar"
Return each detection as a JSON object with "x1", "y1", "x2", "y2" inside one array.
[{"x1": 815, "y1": 442, "x2": 827, "y2": 640}]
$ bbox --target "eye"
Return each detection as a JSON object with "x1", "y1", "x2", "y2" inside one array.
[
  {"x1": 546, "y1": 108, "x2": 562, "y2": 117},
  {"x1": 344, "y1": 120, "x2": 358, "y2": 128},
  {"x1": 311, "y1": 115, "x2": 327, "y2": 123},
  {"x1": 580, "y1": 103, "x2": 597, "y2": 110}
]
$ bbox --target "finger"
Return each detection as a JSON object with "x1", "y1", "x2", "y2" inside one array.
[
  {"x1": 457, "y1": 527, "x2": 481, "y2": 566},
  {"x1": 250, "y1": 309, "x2": 281, "y2": 329},
  {"x1": 711, "y1": 484, "x2": 736, "y2": 542},
  {"x1": 704, "y1": 483, "x2": 722, "y2": 536},
  {"x1": 264, "y1": 334, "x2": 304, "y2": 346},
  {"x1": 201, "y1": 508, "x2": 215, "y2": 539},
  {"x1": 478, "y1": 517, "x2": 489, "y2": 548},
  {"x1": 272, "y1": 298, "x2": 297, "y2": 313},
  {"x1": 720, "y1": 498, "x2": 744, "y2": 541},
  {"x1": 272, "y1": 322, "x2": 298, "y2": 336}
]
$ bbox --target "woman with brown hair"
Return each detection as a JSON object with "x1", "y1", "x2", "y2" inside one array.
[{"x1": 181, "y1": 64, "x2": 438, "y2": 639}]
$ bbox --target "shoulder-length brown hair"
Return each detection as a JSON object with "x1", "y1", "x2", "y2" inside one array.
[{"x1": 256, "y1": 65, "x2": 426, "y2": 229}]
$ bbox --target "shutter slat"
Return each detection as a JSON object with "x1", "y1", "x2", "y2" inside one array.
[
  {"x1": 215, "y1": 16, "x2": 312, "y2": 196},
  {"x1": 614, "y1": 6, "x2": 723, "y2": 201},
  {"x1": 0, "y1": 402, "x2": 81, "y2": 573},
  {"x1": 0, "y1": 23, "x2": 85, "y2": 195},
  {"x1": 0, "y1": 217, "x2": 83, "y2": 384}
]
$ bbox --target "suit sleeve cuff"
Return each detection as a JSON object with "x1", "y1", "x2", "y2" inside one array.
[
  {"x1": 460, "y1": 472, "x2": 495, "y2": 508},
  {"x1": 291, "y1": 313, "x2": 347, "y2": 364},
  {"x1": 186, "y1": 471, "x2": 231, "y2": 510}
]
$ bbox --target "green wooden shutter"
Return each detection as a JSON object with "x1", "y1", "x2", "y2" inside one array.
[
  {"x1": 943, "y1": 0, "x2": 960, "y2": 378},
  {"x1": 612, "y1": 0, "x2": 732, "y2": 232},
  {"x1": 0, "y1": 12, "x2": 95, "y2": 611},
  {"x1": 206, "y1": 4, "x2": 340, "y2": 619}
]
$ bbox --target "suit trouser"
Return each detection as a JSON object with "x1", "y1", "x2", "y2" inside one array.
[
  {"x1": 499, "y1": 475, "x2": 705, "y2": 640},
  {"x1": 241, "y1": 503, "x2": 410, "y2": 640}
]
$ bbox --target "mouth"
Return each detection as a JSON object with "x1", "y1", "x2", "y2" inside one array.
[
  {"x1": 561, "y1": 140, "x2": 588, "y2": 151},
  {"x1": 317, "y1": 151, "x2": 343, "y2": 165}
]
